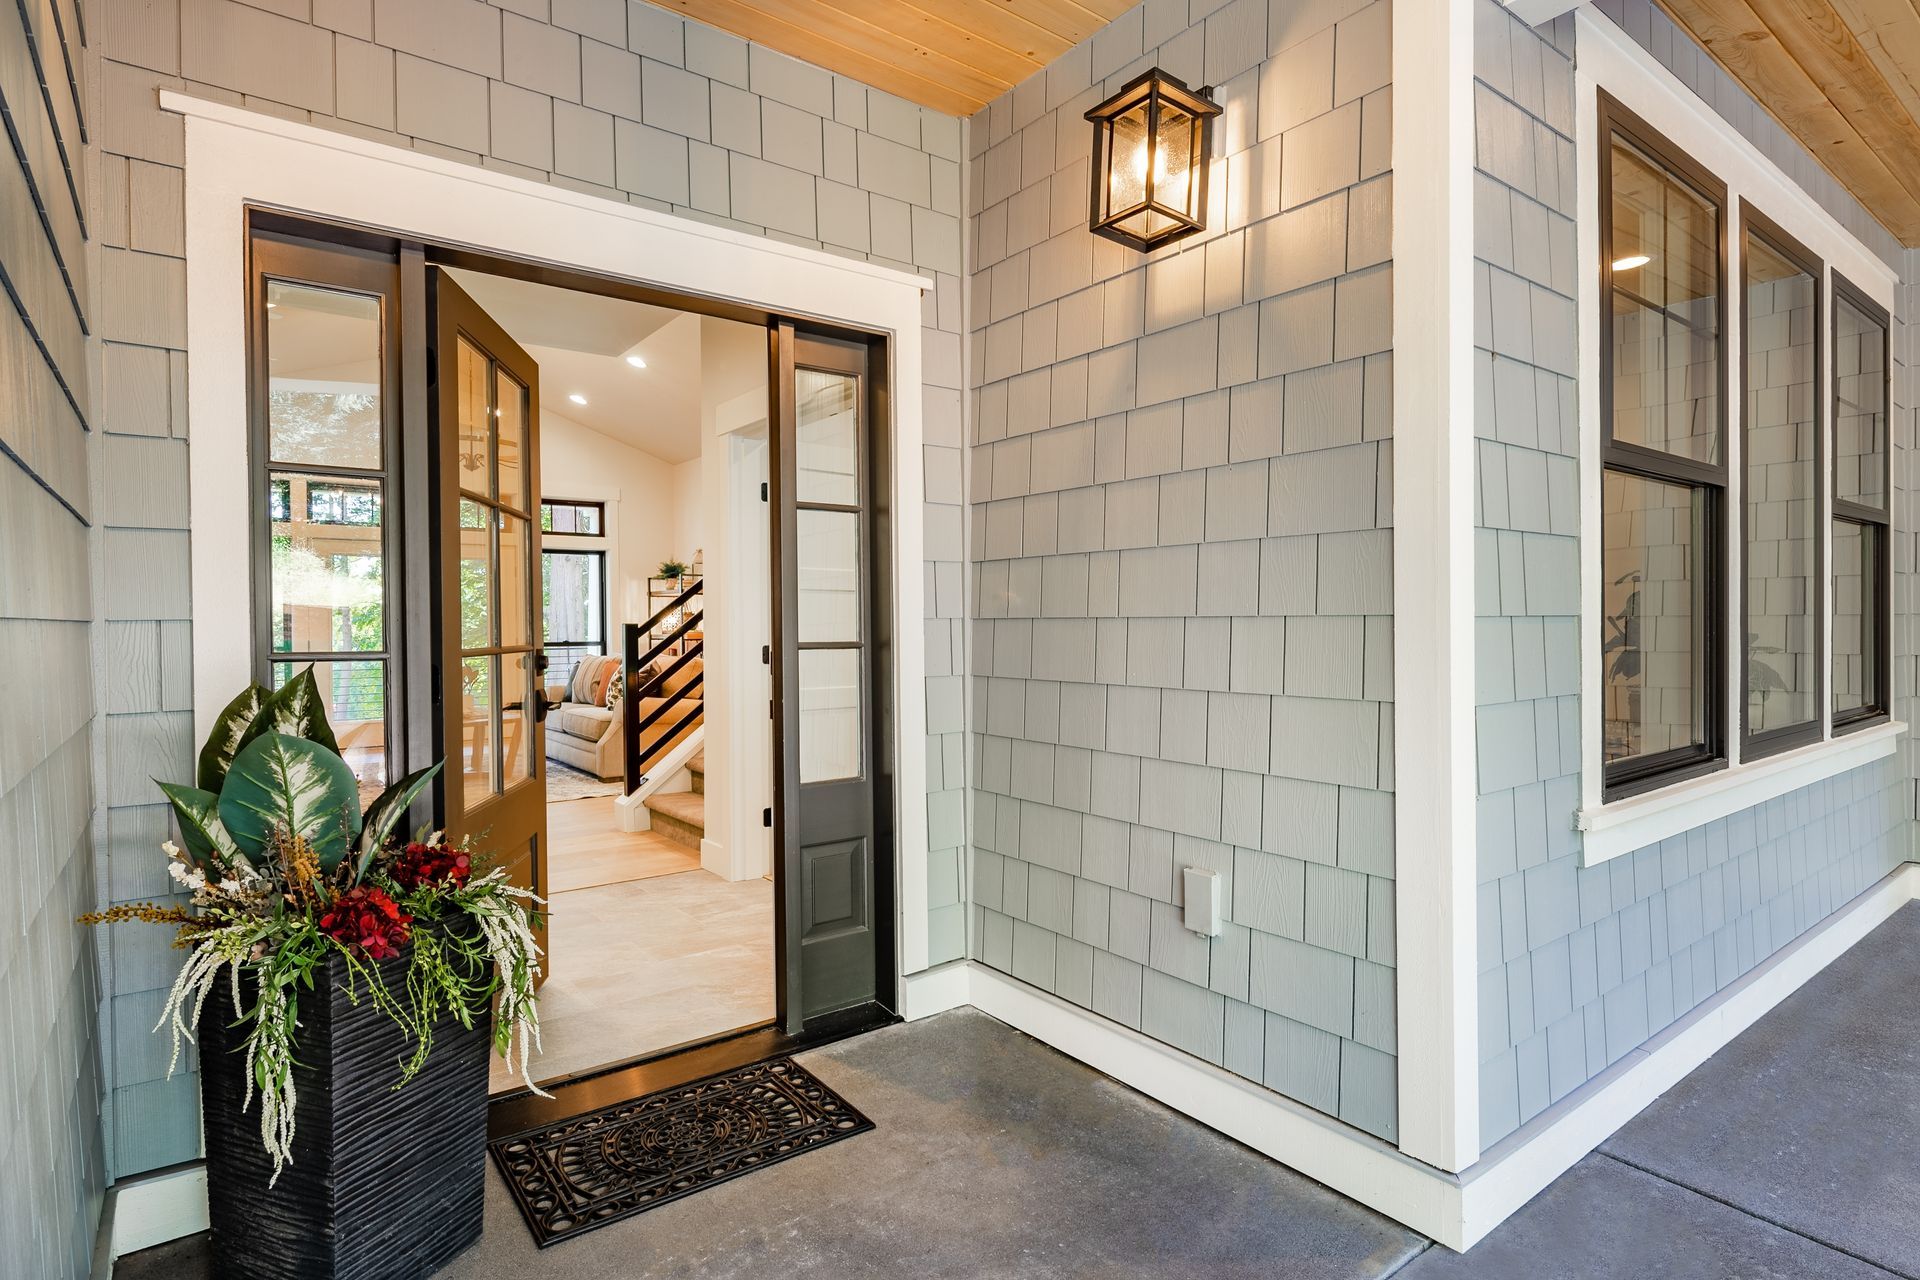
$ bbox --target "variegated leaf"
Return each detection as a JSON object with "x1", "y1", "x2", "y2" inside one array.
[
  {"x1": 243, "y1": 666, "x2": 342, "y2": 757},
  {"x1": 197, "y1": 683, "x2": 268, "y2": 792},
  {"x1": 157, "y1": 781, "x2": 246, "y2": 870},
  {"x1": 354, "y1": 761, "x2": 444, "y2": 882},
  {"x1": 218, "y1": 732, "x2": 364, "y2": 870}
]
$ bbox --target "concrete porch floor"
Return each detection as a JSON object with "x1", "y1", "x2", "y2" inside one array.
[{"x1": 120, "y1": 904, "x2": 1920, "y2": 1278}]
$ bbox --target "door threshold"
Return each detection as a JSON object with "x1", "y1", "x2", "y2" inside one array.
[{"x1": 487, "y1": 1002, "x2": 899, "y2": 1138}]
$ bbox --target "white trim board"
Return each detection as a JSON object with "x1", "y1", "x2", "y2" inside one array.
[
  {"x1": 106, "y1": 1165, "x2": 209, "y2": 1263},
  {"x1": 1390, "y1": 0, "x2": 1481, "y2": 1176},
  {"x1": 163, "y1": 91, "x2": 932, "y2": 985},
  {"x1": 912, "y1": 860, "x2": 1919, "y2": 1251}
]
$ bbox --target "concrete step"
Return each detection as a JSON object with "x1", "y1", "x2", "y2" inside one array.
[
  {"x1": 645, "y1": 789, "x2": 705, "y2": 852},
  {"x1": 689, "y1": 749, "x2": 705, "y2": 795}
]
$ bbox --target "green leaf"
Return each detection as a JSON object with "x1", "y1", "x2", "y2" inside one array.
[
  {"x1": 219, "y1": 733, "x2": 364, "y2": 871},
  {"x1": 353, "y1": 761, "x2": 444, "y2": 881},
  {"x1": 157, "y1": 781, "x2": 246, "y2": 869},
  {"x1": 197, "y1": 684, "x2": 269, "y2": 792},
  {"x1": 242, "y1": 666, "x2": 342, "y2": 757}
]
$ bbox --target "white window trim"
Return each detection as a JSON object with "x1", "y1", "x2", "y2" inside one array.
[{"x1": 1572, "y1": 12, "x2": 1901, "y2": 867}]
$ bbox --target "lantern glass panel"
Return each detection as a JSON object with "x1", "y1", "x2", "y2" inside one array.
[
  {"x1": 1154, "y1": 100, "x2": 1196, "y2": 218},
  {"x1": 1107, "y1": 107, "x2": 1151, "y2": 218}
]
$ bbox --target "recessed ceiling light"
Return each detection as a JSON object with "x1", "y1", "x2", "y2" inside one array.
[
  {"x1": 625, "y1": 354, "x2": 647, "y2": 369},
  {"x1": 1612, "y1": 254, "x2": 1651, "y2": 271},
  {"x1": 568, "y1": 393, "x2": 588, "y2": 405}
]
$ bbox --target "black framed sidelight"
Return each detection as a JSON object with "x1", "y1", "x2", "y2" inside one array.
[{"x1": 1830, "y1": 273, "x2": 1892, "y2": 731}]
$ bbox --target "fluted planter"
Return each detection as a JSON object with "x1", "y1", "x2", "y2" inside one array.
[{"x1": 198, "y1": 929, "x2": 491, "y2": 1280}]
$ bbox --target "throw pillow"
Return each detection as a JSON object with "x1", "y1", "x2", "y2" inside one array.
[
  {"x1": 604, "y1": 664, "x2": 625, "y2": 709},
  {"x1": 568, "y1": 657, "x2": 599, "y2": 705}
]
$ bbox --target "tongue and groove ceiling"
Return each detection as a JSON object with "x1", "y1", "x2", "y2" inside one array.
[
  {"x1": 1656, "y1": 0, "x2": 1920, "y2": 244},
  {"x1": 660, "y1": 0, "x2": 1137, "y2": 116}
]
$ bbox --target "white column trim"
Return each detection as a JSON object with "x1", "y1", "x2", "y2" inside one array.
[
  {"x1": 1391, "y1": 0, "x2": 1481, "y2": 1173},
  {"x1": 166, "y1": 93, "x2": 934, "y2": 994}
]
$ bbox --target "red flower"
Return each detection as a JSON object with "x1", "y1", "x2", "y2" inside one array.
[
  {"x1": 388, "y1": 841, "x2": 474, "y2": 891},
  {"x1": 318, "y1": 886, "x2": 412, "y2": 960}
]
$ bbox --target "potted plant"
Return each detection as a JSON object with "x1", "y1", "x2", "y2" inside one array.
[
  {"x1": 83, "y1": 670, "x2": 547, "y2": 1280},
  {"x1": 657, "y1": 557, "x2": 689, "y2": 586}
]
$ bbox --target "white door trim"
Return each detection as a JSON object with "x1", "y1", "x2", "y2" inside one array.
[{"x1": 164, "y1": 90, "x2": 932, "y2": 989}]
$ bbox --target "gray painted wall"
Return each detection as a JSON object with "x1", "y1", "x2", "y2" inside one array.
[
  {"x1": 0, "y1": 0, "x2": 107, "y2": 1275},
  {"x1": 964, "y1": 0, "x2": 1399, "y2": 1141},
  {"x1": 1473, "y1": 0, "x2": 1916, "y2": 1152},
  {"x1": 92, "y1": 0, "x2": 968, "y2": 1180}
]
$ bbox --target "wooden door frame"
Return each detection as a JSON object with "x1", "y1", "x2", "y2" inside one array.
[{"x1": 180, "y1": 97, "x2": 934, "y2": 1051}]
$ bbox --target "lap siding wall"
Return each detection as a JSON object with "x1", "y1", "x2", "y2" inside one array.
[{"x1": 965, "y1": 0, "x2": 1401, "y2": 1142}]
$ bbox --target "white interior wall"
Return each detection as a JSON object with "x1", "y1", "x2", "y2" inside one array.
[{"x1": 539, "y1": 408, "x2": 679, "y2": 632}]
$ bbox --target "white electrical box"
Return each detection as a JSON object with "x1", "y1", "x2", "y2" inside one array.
[{"x1": 1182, "y1": 867, "x2": 1222, "y2": 936}]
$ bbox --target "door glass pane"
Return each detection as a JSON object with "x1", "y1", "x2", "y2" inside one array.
[
  {"x1": 460, "y1": 655, "x2": 497, "y2": 806},
  {"x1": 796, "y1": 369, "x2": 859, "y2": 505},
  {"x1": 1741, "y1": 236, "x2": 1817, "y2": 735},
  {"x1": 266, "y1": 281, "x2": 382, "y2": 469},
  {"x1": 1834, "y1": 291, "x2": 1887, "y2": 510},
  {"x1": 1608, "y1": 135, "x2": 1721, "y2": 465},
  {"x1": 1602, "y1": 470, "x2": 1710, "y2": 767},
  {"x1": 272, "y1": 659, "x2": 387, "y2": 805},
  {"x1": 456, "y1": 337, "x2": 493, "y2": 496},
  {"x1": 499, "y1": 513, "x2": 532, "y2": 648},
  {"x1": 459, "y1": 499, "x2": 493, "y2": 648},
  {"x1": 497, "y1": 367, "x2": 529, "y2": 512},
  {"x1": 1833, "y1": 520, "x2": 1879, "y2": 716},
  {"x1": 797, "y1": 508, "x2": 861, "y2": 642},
  {"x1": 799, "y1": 648, "x2": 862, "y2": 783},
  {"x1": 503, "y1": 652, "x2": 534, "y2": 792},
  {"x1": 269, "y1": 472, "x2": 384, "y2": 654}
]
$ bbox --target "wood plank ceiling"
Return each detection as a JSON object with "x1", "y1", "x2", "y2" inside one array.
[
  {"x1": 1656, "y1": 0, "x2": 1920, "y2": 244},
  {"x1": 661, "y1": 0, "x2": 1138, "y2": 116}
]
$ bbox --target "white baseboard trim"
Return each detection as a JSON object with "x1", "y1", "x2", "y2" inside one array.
[
  {"x1": 1455, "y1": 859, "x2": 1920, "y2": 1246},
  {"x1": 939, "y1": 861, "x2": 1919, "y2": 1250},
  {"x1": 107, "y1": 1164, "x2": 208, "y2": 1263},
  {"x1": 898, "y1": 960, "x2": 972, "y2": 1020}
]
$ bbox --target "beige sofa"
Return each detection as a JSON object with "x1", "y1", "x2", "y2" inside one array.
[{"x1": 545, "y1": 656, "x2": 703, "y2": 782}]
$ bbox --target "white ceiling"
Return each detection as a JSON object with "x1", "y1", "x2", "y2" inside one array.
[{"x1": 443, "y1": 268, "x2": 721, "y2": 464}]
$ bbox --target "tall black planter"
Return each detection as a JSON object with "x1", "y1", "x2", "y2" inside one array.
[{"x1": 199, "y1": 932, "x2": 491, "y2": 1280}]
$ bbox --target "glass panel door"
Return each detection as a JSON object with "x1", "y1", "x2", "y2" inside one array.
[{"x1": 430, "y1": 267, "x2": 549, "y2": 971}]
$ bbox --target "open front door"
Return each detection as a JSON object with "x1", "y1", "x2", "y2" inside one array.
[
  {"x1": 772, "y1": 325, "x2": 894, "y2": 1030},
  {"x1": 428, "y1": 268, "x2": 549, "y2": 973}
]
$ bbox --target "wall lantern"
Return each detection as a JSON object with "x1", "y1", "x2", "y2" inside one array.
[{"x1": 1085, "y1": 68, "x2": 1222, "y2": 252}]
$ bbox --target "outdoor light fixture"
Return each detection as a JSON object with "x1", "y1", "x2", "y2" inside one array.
[{"x1": 1085, "y1": 67, "x2": 1222, "y2": 252}]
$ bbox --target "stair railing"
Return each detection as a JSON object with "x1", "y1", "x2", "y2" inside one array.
[{"x1": 623, "y1": 578, "x2": 705, "y2": 795}]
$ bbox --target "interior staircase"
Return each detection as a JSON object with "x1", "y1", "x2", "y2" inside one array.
[{"x1": 643, "y1": 750, "x2": 705, "y2": 852}]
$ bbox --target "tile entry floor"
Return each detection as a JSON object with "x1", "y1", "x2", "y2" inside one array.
[
  {"x1": 124, "y1": 905, "x2": 1920, "y2": 1278},
  {"x1": 487, "y1": 801, "x2": 776, "y2": 1092}
]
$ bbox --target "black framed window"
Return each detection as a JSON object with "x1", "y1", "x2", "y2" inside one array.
[
  {"x1": 541, "y1": 548, "x2": 607, "y2": 691},
  {"x1": 1831, "y1": 275, "x2": 1890, "y2": 730},
  {"x1": 251, "y1": 235, "x2": 403, "y2": 806},
  {"x1": 540, "y1": 498, "x2": 604, "y2": 536},
  {"x1": 1599, "y1": 94, "x2": 1729, "y2": 799},
  {"x1": 1739, "y1": 205, "x2": 1822, "y2": 758}
]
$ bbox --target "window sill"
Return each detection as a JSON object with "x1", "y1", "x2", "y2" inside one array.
[{"x1": 1575, "y1": 721, "x2": 1904, "y2": 867}]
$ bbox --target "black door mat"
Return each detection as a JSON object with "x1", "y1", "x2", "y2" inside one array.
[{"x1": 489, "y1": 1056, "x2": 873, "y2": 1247}]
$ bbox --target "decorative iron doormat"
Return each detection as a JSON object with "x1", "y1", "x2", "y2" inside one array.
[{"x1": 489, "y1": 1057, "x2": 874, "y2": 1247}]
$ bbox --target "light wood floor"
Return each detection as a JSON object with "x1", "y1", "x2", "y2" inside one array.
[{"x1": 546, "y1": 796, "x2": 698, "y2": 892}]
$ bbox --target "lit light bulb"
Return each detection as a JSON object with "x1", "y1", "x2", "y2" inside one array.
[
  {"x1": 626, "y1": 354, "x2": 647, "y2": 369},
  {"x1": 1612, "y1": 254, "x2": 1651, "y2": 271},
  {"x1": 569, "y1": 393, "x2": 588, "y2": 405}
]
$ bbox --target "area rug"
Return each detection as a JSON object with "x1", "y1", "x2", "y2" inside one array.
[
  {"x1": 490, "y1": 1057, "x2": 873, "y2": 1246},
  {"x1": 547, "y1": 759, "x2": 623, "y2": 801}
]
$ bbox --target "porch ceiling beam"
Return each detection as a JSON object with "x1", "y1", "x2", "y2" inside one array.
[{"x1": 1655, "y1": 0, "x2": 1920, "y2": 243}]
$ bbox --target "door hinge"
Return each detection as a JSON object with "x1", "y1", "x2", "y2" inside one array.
[
  {"x1": 760, "y1": 481, "x2": 768, "y2": 502},
  {"x1": 761, "y1": 644, "x2": 771, "y2": 665},
  {"x1": 763, "y1": 807, "x2": 772, "y2": 828}
]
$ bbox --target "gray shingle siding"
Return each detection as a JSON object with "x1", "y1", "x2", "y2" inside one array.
[
  {"x1": 92, "y1": 0, "x2": 968, "y2": 1178},
  {"x1": 1473, "y1": 0, "x2": 1916, "y2": 1152},
  {"x1": 967, "y1": 0, "x2": 1399, "y2": 1142},
  {"x1": 1, "y1": 0, "x2": 105, "y2": 1275}
]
